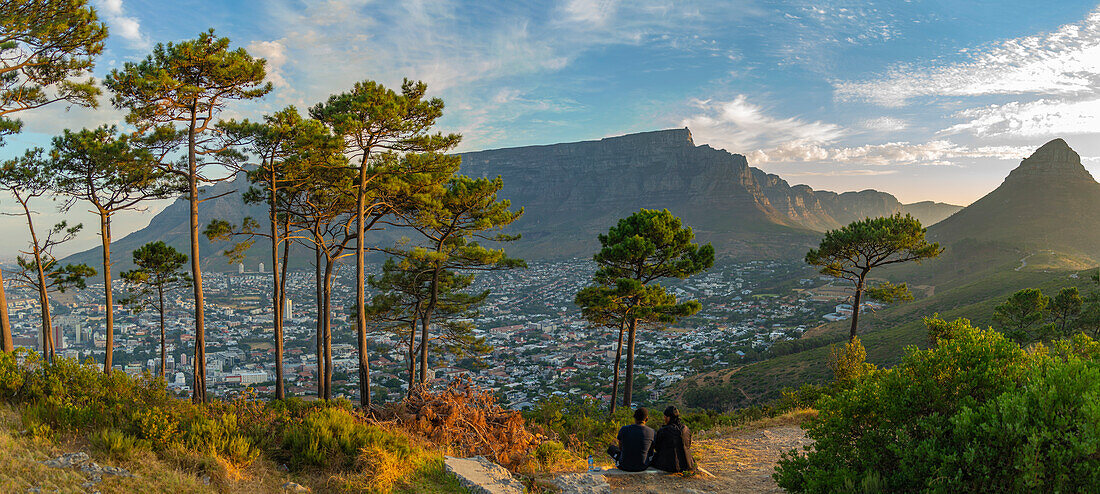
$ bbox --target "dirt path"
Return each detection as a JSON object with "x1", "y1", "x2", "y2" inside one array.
[{"x1": 604, "y1": 424, "x2": 809, "y2": 493}]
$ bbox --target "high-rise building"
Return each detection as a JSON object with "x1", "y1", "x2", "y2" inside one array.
[
  {"x1": 238, "y1": 263, "x2": 245, "y2": 274},
  {"x1": 284, "y1": 298, "x2": 293, "y2": 321},
  {"x1": 53, "y1": 324, "x2": 65, "y2": 351},
  {"x1": 258, "y1": 262, "x2": 265, "y2": 273}
]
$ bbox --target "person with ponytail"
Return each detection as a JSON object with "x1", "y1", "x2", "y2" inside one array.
[{"x1": 649, "y1": 405, "x2": 696, "y2": 473}]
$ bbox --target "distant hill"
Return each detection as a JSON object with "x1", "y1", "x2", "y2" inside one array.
[
  {"x1": 929, "y1": 138, "x2": 1100, "y2": 262},
  {"x1": 64, "y1": 128, "x2": 959, "y2": 274},
  {"x1": 460, "y1": 128, "x2": 960, "y2": 259}
]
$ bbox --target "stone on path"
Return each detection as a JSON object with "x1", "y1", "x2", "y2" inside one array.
[
  {"x1": 553, "y1": 472, "x2": 611, "y2": 493},
  {"x1": 444, "y1": 456, "x2": 525, "y2": 494},
  {"x1": 41, "y1": 451, "x2": 134, "y2": 489},
  {"x1": 281, "y1": 481, "x2": 310, "y2": 492}
]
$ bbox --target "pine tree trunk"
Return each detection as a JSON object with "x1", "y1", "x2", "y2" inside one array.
[
  {"x1": 271, "y1": 192, "x2": 285, "y2": 400},
  {"x1": 187, "y1": 113, "x2": 207, "y2": 404},
  {"x1": 355, "y1": 161, "x2": 370, "y2": 409},
  {"x1": 0, "y1": 269, "x2": 11, "y2": 353},
  {"x1": 323, "y1": 258, "x2": 335, "y2": 401},
  {"x1": 100, "y1": 213, "x2": 114, "y2": 374},
  {"x1": 849, "y1": 278, "x2": 865, "y2": 342},
  {"x1": 315, "y1": 244, "x2": 324, "y2": 399},
  {"x1": 24, "y1": 204, "x2": 53, "y2": 361},
  {"x1": 609, "y1": 320, "x2": 625, "y2": 416},
  {"x1": 419, "y1": 268, "x2": 440, "y2": 384},
  {"x1": 159, "y1": 286, "x2": 166, "y2": 380},
  {"x1": 622, "y1": 317, "x2": 638, "y2": 408}
]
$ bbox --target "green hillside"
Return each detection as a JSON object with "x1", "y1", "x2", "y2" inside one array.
[
  {"x1": 675, "y1": 138, "x2": 1100, "y2": 411},
  {"x1": 678, "y1": 266, "x2": 1094, "y2": 410}
]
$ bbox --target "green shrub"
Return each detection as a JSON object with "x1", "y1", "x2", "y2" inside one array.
[
  {"x1": 533, "y1": 440, "x2": 569, "y2": 470},
  {"x1": 92, "y1": 428, "x2": 150, "y2": 460},
  {"x1": 281, "y1": 407, "x2": 414, "y2": 469},
  {"x1": 182, "y1": 413, "x2": 258, "y2": 467},
  {"x1": 825, "y1": 337, "x2": 873, "y2": 385},
  {"x1": 775, "y1": 322, "x2": 1100, "y2": 492}
]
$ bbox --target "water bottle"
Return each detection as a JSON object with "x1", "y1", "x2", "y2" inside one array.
[{"x1": 588, "y1": 455, "x2": 594, "y2": 471}]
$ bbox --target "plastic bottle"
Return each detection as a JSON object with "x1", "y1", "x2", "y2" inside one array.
[{"x1": 588, "y1": 455, "x2": 594, "y2": 471}]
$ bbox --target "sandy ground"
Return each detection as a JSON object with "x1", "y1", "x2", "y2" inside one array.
[{"x1": 603, "y1": 424, "x2": 809, "y2": 493}]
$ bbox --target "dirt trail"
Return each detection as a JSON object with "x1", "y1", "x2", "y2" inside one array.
[{"x1": 604, "y1": 424, "x2": 808, "y2": 493}]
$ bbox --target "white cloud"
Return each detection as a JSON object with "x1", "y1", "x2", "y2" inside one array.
[
  {"x1": 943, "y1": 97, "x2": 1100, "y2": 138},
  {"x1": 680, "y1": 95, "x2": 844, "y2": 151},
  {"x1": 746, "y1": 140, "x2": 1032, "y2": 167},
  {"x1": 784, "y1": 169, "x2": 900, "y2": 177},
  {"x1": 860, "y1": 116, "x2": 909, "y2": 132},
  {"x1": 247, "y1": 40, "x2": 289, "y2": 89},
  {"x1": 563, "y1": 0, "x2": 619, "y2": 26},
  {"x1": 835, "y1": 9, "x2": 1100, "y2": 106},
  {"x1": 92, "y1": 0, "x2": 148, "y2": 49}
]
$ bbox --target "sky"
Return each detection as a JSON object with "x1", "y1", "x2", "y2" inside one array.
[{"x1": 4, "y1": 0, "x2": 1100, "y2": 257}]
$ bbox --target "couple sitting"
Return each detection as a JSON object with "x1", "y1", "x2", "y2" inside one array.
[{"x1": 606, "y1": 406, "x2": 695, "y2": 473}]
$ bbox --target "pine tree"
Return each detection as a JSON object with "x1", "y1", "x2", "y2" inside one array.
[
  {"x1": 806, "y1": 213, "x2": 942, "y2": 342},
  {"x1": 105, "y1": 29, "x2": 271, "y2": 403},
  {"x1": 0, "y1": 149, "x2": 94, "y2": 361},
  {"x1": 578, "y1": 208, "x2": 714, "y2": 407},
  {"x1": 0, "y1": 0, "x2": 108, "y2": 352},
  {"x1": 207, "y1": 107, "x2": 339, "y2": 400},
  {"x1": 48, "y1": 125, "x2": 177, "y2": 373},
  {"x1": 120, "y1": 242, "x2": 190, "y2": 379},
  {"x1": 310, "y1": 79, "x2": 458, "y2": 408},
  {"x1": 403, "y1": 175, "x2": 524, "y2": 385}
]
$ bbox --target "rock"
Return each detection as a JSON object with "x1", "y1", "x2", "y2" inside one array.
[
  {"x1": 43, "y1": 452, "x2": 90, "y2": 468},
  {"x1": 443, "y1": 456, "x2": 524, "y2": 494},
  {"x1": 552, "y1": 472, "x2": 611, "y2": 494},
  {"x1": 281, "y1": 481, "x2": 310, "y2": 492}
]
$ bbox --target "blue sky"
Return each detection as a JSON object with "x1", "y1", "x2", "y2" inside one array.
[{"x1": 5, "y1": 0, "x2": 1100, "y2": 255}]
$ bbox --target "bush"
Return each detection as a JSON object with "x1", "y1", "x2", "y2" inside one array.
[
  {"x1": 92, "y1": 428, "x2": 150, "y2": 460},
  {"x1": 825, "y1": 337, "x2": 873, "y2": 385},
  {"x1": 282, "y1": 407, "x2": 413, "y2": 469},
  {"x1": 533, "y1": 440, "x2": 570, "y2": 470},
  {"x1": 775, "y1": 321, "x2": 1100, "y2": 492}
]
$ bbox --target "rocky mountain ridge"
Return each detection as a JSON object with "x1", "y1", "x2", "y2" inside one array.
[{"x1": 64, "y1": 128, "x2": 961, "y2": 272}]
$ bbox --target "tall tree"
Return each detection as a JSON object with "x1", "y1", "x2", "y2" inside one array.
[
  {"x1": 48, "y1": 125, "x2": 176, "y2": 373},
  {"x1": 105, "y1": 29, "x2": 271, "y2": 403},
  {"x1": 994, "y1": 288, "x2": 1052, "y2": 343},
  {"x1": 293, "y1": 163, "x2": 356, "y2": 401},
  {"x1": 119, "y1": 241, "x2": 190, "y2": 379},
  {"x1": 805, "y1": 213, "x2": 942, "y2": 342},
  {"x1": 0, "y1": 0, "x2": 107, "y2": 352},
  {"x1": 207, "y1": 107, "x2": 338, "y2": 400},
  {"x1": 310, "y1": 79, "x2": 458, "y2": 408},
  {"x1": 0, "y1": 149, "x2": 94, "y2": 360},
  {"x1": 1049, "y1": 286, "x2": 1083, "y2": 337},
  {"x1": 403, "y1": 175, "x2": 524, "y2": 384},
  {"x1": 580, "y1": 208, "x2": 714, "y2": 407}
]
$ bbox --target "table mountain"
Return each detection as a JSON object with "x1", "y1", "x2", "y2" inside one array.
[{"x1": 459, "y1": 128, "x2": 959, "y2": 259}]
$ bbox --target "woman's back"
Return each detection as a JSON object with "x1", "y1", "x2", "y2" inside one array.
[{"x1": 650, "y1": 423, "x2": 696, "y2": 473}]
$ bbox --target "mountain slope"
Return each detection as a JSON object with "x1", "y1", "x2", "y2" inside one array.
[
  {"x1": 459, "y1": 128, "x2": 959, "y2": 259},
  {"x1": 929, "y1": 138, "x2": 1100, "y2": 261}
]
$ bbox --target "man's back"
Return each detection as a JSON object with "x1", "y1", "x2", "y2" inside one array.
[{"x1": 616, "y1": 423, "x2": 656, "y2": 471}]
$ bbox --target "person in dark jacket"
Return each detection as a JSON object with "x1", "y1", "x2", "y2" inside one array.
[
  {"x1": 649, "y1": 406, "x2": 696, "y2": 473},
  {"x1": 606, "y1": 407, "x2": 656, "y2": 471}
]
